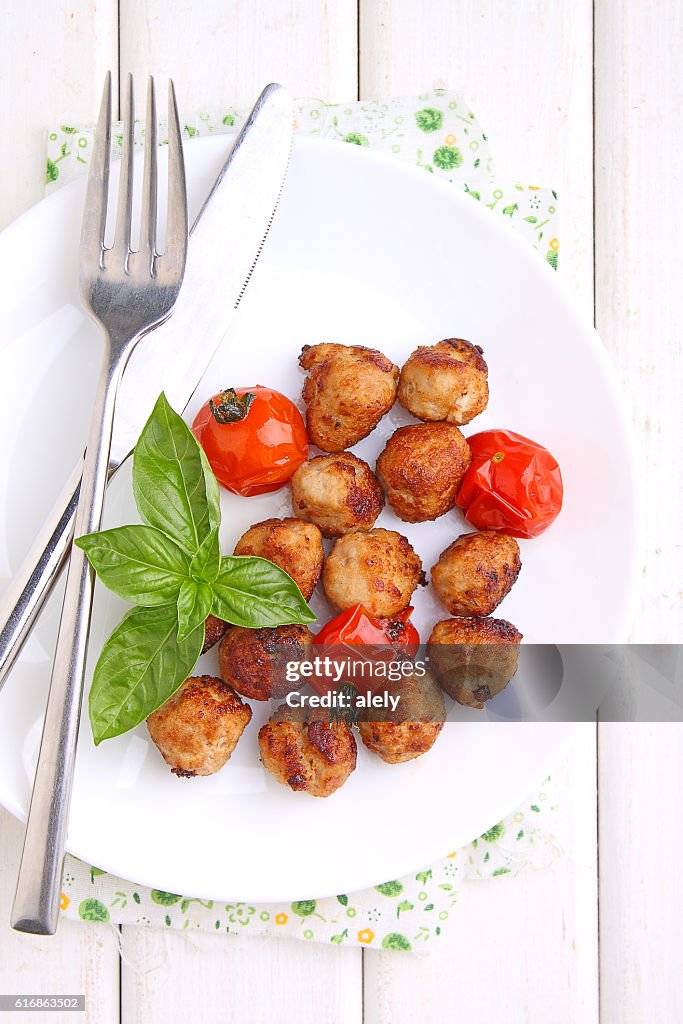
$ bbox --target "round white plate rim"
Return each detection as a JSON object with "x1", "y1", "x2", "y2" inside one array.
[{"x1": 0, "y1": 135, "x2": 638, "y2": 901}]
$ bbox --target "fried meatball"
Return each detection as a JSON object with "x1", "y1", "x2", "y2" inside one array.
[
  {"x1": 299, "y1": 343, "x2": 399, "y2": 452},
  {"x1": 322, "y1": 528, "x2": 423, "y2": 617},
  {"x1": 428, "y1": 617, "x2": 522, "y2": 709},
  {"x1": 147, "y1": 675, "x2": 252, "y2": 777},
  {"x1": 201, "y1": 614, "x2": 228, "y2": 655},
  {"x1": 398, "y1": 338, "x2": 489, "y2": 424},
  {"x1": 376, "y1": 422, "x2": 472, "y2": 523},
  {"x1": 219, "y1": 623, "x2": 314, "y2": 701},
  {"x1": 431, "y1": 531, "x2": 521, "y2": 616},
  {"x1": 357, "y1": 668, "x2": 446, "y2": 764},
  {"x1": 258, "y1": 707, "x2": 357, "y2": 797},
  {"x1": 233, "y1": 517, "x2": 324, "y2": 600},
  {"x1": 290, "y1": 452, "x2": 384, "y2": 537}
]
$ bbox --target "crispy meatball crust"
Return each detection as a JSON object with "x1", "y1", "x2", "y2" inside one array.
[
  {"x1": 258, "y1": 708, "x2": 357, "y2": 797},
  {"x1": 299, "y1": 343, "x2": 399, "y2": 452},
  {"x1": 290, "y1": 452, "x2": 384, "y2": 537},
  {"x1": 147, "y1": 675, "x2": 252, "y2": 777},
  {"x1": 219, "y1": 623, "x2": 314, "y2": 701},
  {"x1": 201, "y1": 614, "x2": 229, "y2": 655},
  {"x1": 233, "y1": 517, "x2": 324, "y2": 600},
  {"x1": 431, "y1": 531, "x2": 521, "y2": 616},
  {"x1": 398, "y1": 338, "x2": 489, "y2": 425},
  {"x1": 357, "y1": 669, "x2": 446, "y2": 764},
  {"x1": 428, "y1": 617, "x2": 522, "y2": 709},
  {"x1": 376, "y1": 422, "x2": 472, "y2": 523},
  {"x1": 322, "y1": 528, "x2": 423, "y2": 617}
]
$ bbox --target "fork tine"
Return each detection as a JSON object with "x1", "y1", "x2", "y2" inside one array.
[
  {"x1": 162, "y1": 79, "x2": 188, "y2": 275},
  {"x1": 112, "y1": 73, "x2": 135, "y2": 265},
  {"x1": 138, "y1": 76, "x2": 157, "y2": 267},
  {"x1": 80, "y1": 71, "x2": 112, "y2": 271}
]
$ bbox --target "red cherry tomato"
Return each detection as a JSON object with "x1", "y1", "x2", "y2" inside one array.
[
  {"x1": 315, "y1": 604, "x2": 419, "y2": 648},
  {"x1": 311, "y1": 605, "x2": 420, "y2": 697},
  {"x1": 192, "y1": 385, "x2": 308, "y2": 496},
  {"x1": 456, "y1": 429, "x2": 563, "y2": 539}
]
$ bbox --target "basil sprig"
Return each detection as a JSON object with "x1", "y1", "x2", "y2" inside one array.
[{"x1": 77, "y1": 392, "x2": 315, "y2": 745}]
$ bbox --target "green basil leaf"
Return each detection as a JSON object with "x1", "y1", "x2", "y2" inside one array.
[
  {"x1": 211, "y1": 555, "x2": 316, "y2": 627},
  {"x1": 198, "y1": 444, "x2": 221, "y2": 532},
  {"x1": 89, "y1": 604, "x2": 204, "y2": 744},
  {"x1": 189, "y1": 527, "x2": 220, "y2": 584},
  {"x1": 177, "y1": 579, "x2": 214, "y2": 643},
  {"x1": 75, "y1": 525, "x2": 190, "y2": 606},
  {"x1": 132, "y1": 392, "x2": 221, "y2": 557}
]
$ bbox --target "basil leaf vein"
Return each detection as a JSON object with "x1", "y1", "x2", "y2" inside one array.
[
  {"x1": 189, "y1": 527, "x2": 220, "y2": 584},
  {"x1": 76, "y1": 525, "x2": 190, "y2": 606},
  {"x1": 177, "y1": 579, "x2": 214, "y2": 643},
  {"x1": 132, "y1": 392, "x2": 220, "y2": 557},
  {"x1": 212, "y1": 555, "x2": 316, "y2": 627}
]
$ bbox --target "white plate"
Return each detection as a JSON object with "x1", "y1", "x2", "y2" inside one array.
[{"x1": 0, "y1": 137, "x2": 637, "y2": 901}]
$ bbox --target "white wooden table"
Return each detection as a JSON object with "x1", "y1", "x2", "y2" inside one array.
[{"x1": 1, "y1": 2, "x2": 681, "y2": 1021}]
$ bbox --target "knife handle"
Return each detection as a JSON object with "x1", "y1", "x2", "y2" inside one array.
[{"x1": 0, "y1": 457, "x2": 84, "y2": 692}]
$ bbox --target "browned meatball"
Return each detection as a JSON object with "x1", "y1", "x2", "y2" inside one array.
[
  {"x1": 201, "y1": 614, "x2": 228, "y2": 654},
  {"x1": 322, "y1": 528, "x2": 423, "y2": 617},
  {"x1": 258, "y1": 708, "x2": 357, "y2": 797},
  {"x1": 147, "y1": 676, "x2": 252, "y2": 777},
  {"x1": 233, "y1": 517, "x2": 324, "y2": 600},
  {"x1": 428, "y1": 617, "x2": 522, "y2": 709},
  {"x1": 290, "y1": 452, "x2": 384, "y2": 537},
  {"x1": 398, "y1": 338, "x2": 489, "y2": 424},
  {"x1": 376, "y1": 422, "x2": 472, "y2": 523},
  {"x1": 219, "y1": 623, "x2": 314, "y2": 701},
  {"x1": 299, "y1": 343, "x2": 399, "y2": 452},
  {"x1": 357, "y1": 668, "x2": 446, "y2": 764},
  {"x1": 431, "y1": 531, "x2": 521, "y2": 616}
]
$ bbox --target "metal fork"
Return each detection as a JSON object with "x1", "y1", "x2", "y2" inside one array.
[{"x1": 11, "y1": 72, "x2": 188, "y2": 935}]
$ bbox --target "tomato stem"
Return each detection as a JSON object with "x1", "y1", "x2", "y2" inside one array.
[{"x1": 209, "y1": 388, "x2": 255, "y2": 424}]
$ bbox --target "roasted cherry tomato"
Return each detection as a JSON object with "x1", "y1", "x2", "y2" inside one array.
[
  {"x1": 311, "y1": 605, "x2": 419, "y2": 697},
  {"x1": 456, "y1": 429, "x2": 563, "y2": 539},
  {"x1": 315, "y1": 604, "x2": 419, "y2": 649},
  {"x1": 192, "y1": 385, "x2": 308, "y2": 496}
]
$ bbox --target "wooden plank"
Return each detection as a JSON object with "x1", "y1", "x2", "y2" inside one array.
[
  {"x1": 0, "y1": 807, "x2": 119, "y2": 1024},
  {"x1": 119, "y1": 0, "x2": 358, "y2": 111},
  {"x1": 118, "y1": 4, "x2": 363, "y2": 1021},
  {"x1": 0, "y1": 3, "x2": 121, "y2": 1017},
  {"x1": 121, "y1": 928, "x2": 362, "y2": 1023},
  {"x1": 594, "y1": 0, "x2": 683, "y2": 641},
  {"x1": 360, "y1": 0, "x2": 595, "y2": 314},
  {"x1": 363, "y1": 726, "x2": 599, "y2": 1024},
  {"x1": 595, "y1": 5, "x2": 683, "y2": 1016},
  {"x1": 0, "y1": 0, "x2": 118, "y2": 229},
  {"x1": 598, "y1": 725, "x2": 683, "y2": 1022}
]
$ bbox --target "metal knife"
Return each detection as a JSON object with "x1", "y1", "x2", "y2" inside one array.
[{"x1": 0, "y1": 83, "x2": 293, "y2": 692}]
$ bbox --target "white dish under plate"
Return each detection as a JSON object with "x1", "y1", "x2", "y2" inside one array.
[{"x1": 0, "y1": 136, "x2": 637, "y2": 901}]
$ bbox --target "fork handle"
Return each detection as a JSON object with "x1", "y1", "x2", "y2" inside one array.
[
  {"x1": 11, "y1": 346, "x2": 126, "y2": 934},
  {"x1": 0, "y1": 459, "x2": 84, "y2": 694}
]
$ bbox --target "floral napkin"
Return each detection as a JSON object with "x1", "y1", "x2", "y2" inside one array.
[
  {"x1": 61, "y1": 777, "x2": 560, "y2": 954},
  {"x1": 45, "y1": 90, "x2": 562, "y2": 953},
  {"x1": 46, "y1": 90, "x2": 560, "y2": 268}
]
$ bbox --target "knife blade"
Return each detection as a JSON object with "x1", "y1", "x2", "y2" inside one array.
[{"x1": 0, "y1": 83, "x2": 293, "y2": 691}]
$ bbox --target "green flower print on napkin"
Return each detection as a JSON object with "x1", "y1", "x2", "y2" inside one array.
[{"x1": 415, "y1": 107, "x2": 444, "y2": 132}]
